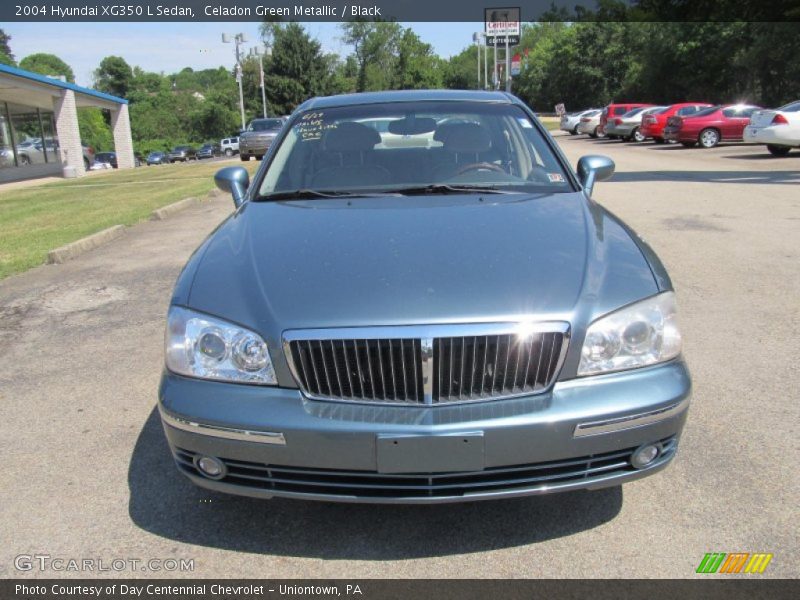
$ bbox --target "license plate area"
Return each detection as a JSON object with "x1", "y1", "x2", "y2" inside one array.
[{"x1": 376, "y1": 432, "x2": 485, "y2": 474}]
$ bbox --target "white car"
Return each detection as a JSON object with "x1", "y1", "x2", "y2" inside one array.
[
  {"x1": 560, "y1": 109, "x2": 600, "y2": 135},
  {"x1": 576, "y1": 110, "x2": 603, "y2": 137},
  {"x1": 220, "y1": 137, "x2": 240, "y2": 157},
  {"x1": 744, "y1": 100, "x2": 800, "y2": 156}
]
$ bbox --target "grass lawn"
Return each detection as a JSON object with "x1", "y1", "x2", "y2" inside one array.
[{"x1": 0, "y1": 160, "x2": 259, "y2": 280}]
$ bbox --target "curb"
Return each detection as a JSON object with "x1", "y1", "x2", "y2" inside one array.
[
  {"x1": 47, "y1": 225, "x2": 127, "y2": 265},
  {"x1": 150, "y1": 196, "x2": 200, "y2": 221}
]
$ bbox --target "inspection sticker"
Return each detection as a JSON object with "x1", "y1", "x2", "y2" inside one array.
[{"x1": 548, "y1": 173, "x2": 566, "y2": 183}]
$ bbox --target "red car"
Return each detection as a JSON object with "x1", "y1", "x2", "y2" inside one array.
[
  {"x1": 663, "y1": 104, "x2": 762, "y2": 148},
  {"x1": 599, "y1": 103, "x2": 654, "y2": 138},
  {"x1": 640, "y1": 102, "x2": 713, "y2": 143}
]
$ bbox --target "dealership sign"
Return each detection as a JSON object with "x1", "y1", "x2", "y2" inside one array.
[{"x1": 485, "y1": 7, "x2": 520, "y2": 46}]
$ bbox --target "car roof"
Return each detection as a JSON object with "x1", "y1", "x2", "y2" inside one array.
[{"x1": 298, "y1": 89, "x2": 520, "y2": 111}]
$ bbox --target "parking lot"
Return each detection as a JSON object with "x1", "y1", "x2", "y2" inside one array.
[{"x1": 0, "y1": 134, "x2": 797, "y2": 578}]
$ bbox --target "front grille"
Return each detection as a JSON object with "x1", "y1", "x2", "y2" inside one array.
[
  {"x1": 286, "y1": 324, "x2": 568, "y2": 405},
  {"x1": 434, "y1": 333, "x2": 563, "y2": 402},
  {"x1": 174, "y1": 437, "x2": 675, "y2": 499},
  {"x1": 289, "y1": 338, "x2": 424, "y2": 403}
]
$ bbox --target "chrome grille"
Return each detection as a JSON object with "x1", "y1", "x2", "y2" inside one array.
[
  {"x1": 434, "y1": 332, "x2": 563, "y2": 402},
  {"x1": 289, "y1": 338, "x2": 423, "y2": 403},
  {"x1": 285, "y1": 323, "x2": 568, "y2": 405}
]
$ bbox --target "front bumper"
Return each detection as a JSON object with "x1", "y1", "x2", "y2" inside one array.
[
  {"x1": 159, "y1": 360, "x2": 690, "y2": 503},
  {"x1": 239, "y1": 139, "x2": 274, "y2": 155}
]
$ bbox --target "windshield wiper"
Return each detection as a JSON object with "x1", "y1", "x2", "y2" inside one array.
[
  {"x1": 256, "y1": 189, "x2": 397, "y2": 201},
  {"x1": 385, "y1": 184, "x2": 516, "y2": 195}
]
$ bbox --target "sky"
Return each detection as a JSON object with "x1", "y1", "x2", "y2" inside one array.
[{"x1": 7, "y1": 22, "x2": 482, "y2": 86}]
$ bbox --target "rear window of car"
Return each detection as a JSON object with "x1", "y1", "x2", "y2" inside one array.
[
  {"x1": 613, "y1": 107, "x2": 628, "y2": 115},
  {"x1": 692, "y1": 106, "x2": 721, "y2": 117},
  {"x1": 777, "y1": 101, "x2": 800, "y2": 112}
]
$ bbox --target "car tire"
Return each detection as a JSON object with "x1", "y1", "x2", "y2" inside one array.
[
  {"x1": 84, "y1": 157, "x2": 90, "y2": 169},
  {"x1": 595, "y1": 126, "x2": 606, "y2": 139},
  {"x1": 570, "y1": 125, "x2": 579, "y2": 135},
  {"x1": 256, "y1": 155, "x2": 264, "y2": 160},
  {"x1": 240, "y1": 154, "x2": 249, "y2": 161},
  {"x1": 766, "y1": 144, "x2": 791, "y2": 157},
  {"x1": 632, "y1": 128, "x2": 645, "y2": 143},
  {"x1": 681, "y1": 141, "x2": 697, "y2": 148},
  {"x1": 225, "y1": 148, "x2": 233, "y2": 157},
  {"x1": 19, "y1": 154, "x2": 31, "y2": 165},
  {"x1": 699, "y1": 128, "x2": 720, "y2": 149},
  {"x1": 653, "y1": 137, "x2": 665, "y2": 144}
]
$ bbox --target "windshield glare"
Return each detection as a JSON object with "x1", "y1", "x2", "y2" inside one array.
[{"x1": 258, "y1": 102, "x2": 571, "y2": 198}]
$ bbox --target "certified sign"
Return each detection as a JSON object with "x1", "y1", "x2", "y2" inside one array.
[{"x1": 485, "y1": 7, "x2": 521, "y2": 46}]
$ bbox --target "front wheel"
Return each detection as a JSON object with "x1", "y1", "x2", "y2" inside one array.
[
  {"x1": 632, "y1": 127, "x2": 646, "y2": 143},
  {"x1": 699, "y1": 128, "x2": 720, "y2": 148},
  {"x1": 766, "y1": 144, "x2": 791, "y2": 157},
  {"x1": 225, "y1": 148, "x2": 233, "y2": 157},
  {"x1": 570, "y1": 125, "x2": 579, "y2": 135}
]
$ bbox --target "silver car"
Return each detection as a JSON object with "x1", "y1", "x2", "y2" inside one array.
[
  {"x1": 239, "y1": 117, "x2": 286, "y2": 161},
  {"x1": 576, "y1": 110, "x2": 604, "y2": 137},
  {"x1": 159, "y1": 90, "x2": 690, "y2": 504},
  {"x1": 605, "y1": 106, "x2": 666, "y2": 142},
  {"x1": 560, "y1": 109, "x2": 600, "y2": 135}
]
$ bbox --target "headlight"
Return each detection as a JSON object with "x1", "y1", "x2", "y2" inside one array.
[
  {"x1": 165, "y1": 306, "x2": 277, "y2": 385},
  {"x1": 578, "y1": 292, "x2": 682, "y2": 376}
]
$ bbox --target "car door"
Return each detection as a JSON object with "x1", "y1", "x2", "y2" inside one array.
[{"x1": 722, "y1": 107, "x2": 757, "y2": 139}]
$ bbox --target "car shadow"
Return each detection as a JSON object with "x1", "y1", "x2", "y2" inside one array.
[
  {"x1": 128, "y1": 407, "x2": 623, "y2": 560},
  {"x1": 609, "y1": 170, "x2": 799, "y2": 185}
]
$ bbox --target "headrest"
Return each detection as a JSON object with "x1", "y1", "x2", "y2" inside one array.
[
  {"x1": 323, "y1": 122, "x2": 381, "y2": 152},
  {"x1": 388, "y1": 117, "x2": 437, "y2": 136},
  {"x1": 441, "y1": 123, "x2": 492, "y2": 153}
]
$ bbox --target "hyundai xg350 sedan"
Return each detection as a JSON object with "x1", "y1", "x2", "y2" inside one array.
[{"x1": 159, "y1": 90, "x2": 691, "y2": 504}]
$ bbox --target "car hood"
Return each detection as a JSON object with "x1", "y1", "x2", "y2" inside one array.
[{"x1": 185, "y1": 192, "x2": 659, "y2": 352}]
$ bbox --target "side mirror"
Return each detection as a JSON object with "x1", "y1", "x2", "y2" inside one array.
[
  {"x1": 214, "y1": 166, "x2": 250, "y2": 208},
  {"x1": 576, "y1": 155, "x2": 615, "y2": 197}
]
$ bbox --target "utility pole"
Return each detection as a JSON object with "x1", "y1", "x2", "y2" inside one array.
[
  {"x1": 223, "y1": 32, "x2": 248, "y2": 131},
  {"x1": 250, "y1": 45, "x2": 271, "y2": 118},
  {"x1": 483, "y1": 33, "x2": 488, "y2": 89},
  {"x1": 505, "y1": 34, "x2": 511, "y2": 93},
  {"x1": 473, "y1": 32, "x2": 481, "y2": 89},
  {"x1": 493, "y1": 39, "x2": 498, "y2": 89}
]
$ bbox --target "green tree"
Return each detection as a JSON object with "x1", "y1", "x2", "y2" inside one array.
[
  {"x1": 0, "y1": 29, "x2": 15, "y2": 66},
  {"x1": 95, "y1": 56, "x2": 134, "y2": 98},
  {"x1": 258, "y1": 23, "x2": 336, "y2": 114},
  {"x1": 341, "y1": 22, "x2": 403, "y2": 92},
  {"x1": 77, "y1": 108, "x2": 113, "y2": 151},
  {"x1": 19, "y1": 53, "x2": 75, "y2": 82}
]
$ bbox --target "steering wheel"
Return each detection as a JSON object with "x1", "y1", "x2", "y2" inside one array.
[{"x1": 455, "y1": 162, "x2": 506, "y2": 176}]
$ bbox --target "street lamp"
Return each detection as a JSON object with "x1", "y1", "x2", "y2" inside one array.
[
  {"x1": 249, "y1": 45, "x2": 271, "y2": 119},
  {"x1": 222, "y1": 32, "x2": 248, "y2": 131},
  {"x1": 473, "y1": 32, "x2": 481, "y2": 90}
]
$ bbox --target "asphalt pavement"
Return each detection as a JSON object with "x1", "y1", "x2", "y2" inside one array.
[{"x1": 0, "y1": 135, "x2": 797, "y2": 578}]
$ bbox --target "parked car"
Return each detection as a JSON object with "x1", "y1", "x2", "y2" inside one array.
[
  {"x1": 605, "y1": 106, "x2": 667, "y2": 142},
  {"x1": 560, "y1": 109, "x2": 600, "y2": 135},
  {"x1": 599, "y1": 103, "x2": 654, "y2": 138},
  {"x1": 744, "y1": 100, "x2": 800, "y2": 156},
  {"x1": 576, "y1": 110, "x2": 604, "y2": 137},
  {"x1": 159, "y1": 90, "x2": 690, "y2": 504},
  {"x1": 147, "y1": 151, "x2": 167, "y2": 165},
  {"x1": 640, "y1": 103, "x2": 713, "y2": 143},
  {"x1": 94, "y1": 151, "x2": 118, "y2": 168},
  {"x1": 197, "y1": 144, "x2": 219, "y2": 159},
  {"x1": 239, "y1": 117, "x2": 286, "y2": 161},
  {"x1": 220, "y1": 137, "x2": 239, "y2": 157},
  {"x1": 168, "y1": 146, "x2": 197, "y2": 163},
  {"x1": 663, "y1": 104, "x2": 761, "y2": 148}
]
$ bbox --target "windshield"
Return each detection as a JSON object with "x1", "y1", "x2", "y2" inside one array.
[
  {"x1": 257, "y1": 101, "x2": 572, "y2": 198},
  {"x1": 250, "y1": 119, "x2": 283, "y2": 132}
]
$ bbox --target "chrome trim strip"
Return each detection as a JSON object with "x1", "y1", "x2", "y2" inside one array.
[
  {"x1": 160, "y1": 408, "x2": 286, "y2": 445},
  {"x1": 573, "y1": 398, "x2": 689, "y2": 438},
  {"x1": 282, "y1": 322, "x2": 570, "y2": 406},
  {"x1": 420, "y1": 337, "x2": 434, "y2": 405}
]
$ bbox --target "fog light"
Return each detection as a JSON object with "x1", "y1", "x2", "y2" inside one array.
[
  {"x1": 631, "y1": 443, "x2": 660, "y2": 469},
  {"x1": 194, "y1": 455, "x2": 226, "y2": 480}
]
